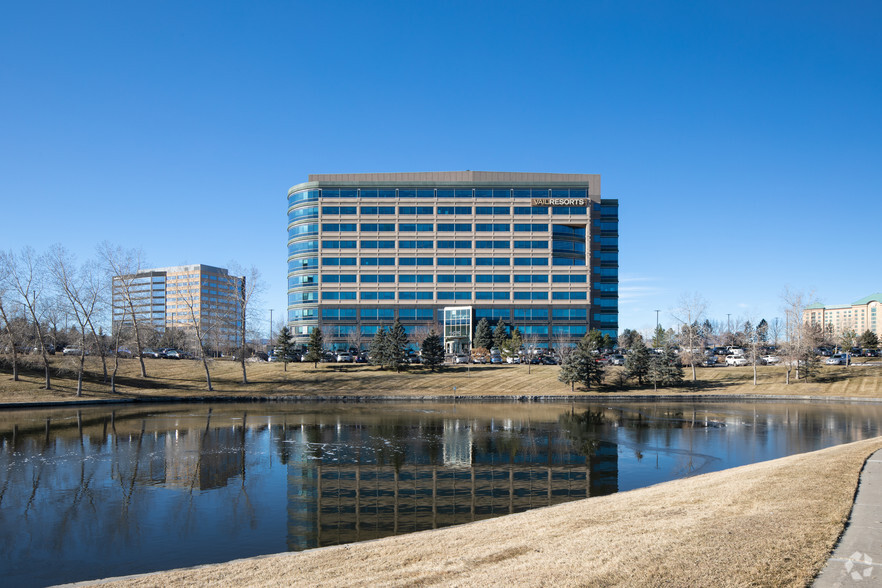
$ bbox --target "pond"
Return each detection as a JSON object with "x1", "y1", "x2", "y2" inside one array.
[{"x1": 1, "y1": 399, "x2": 881, "y2": 587}]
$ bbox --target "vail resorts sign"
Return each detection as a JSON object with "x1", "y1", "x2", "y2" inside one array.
[{"x1": 530, "y1": 198, "x2": 588, "y2": 207}]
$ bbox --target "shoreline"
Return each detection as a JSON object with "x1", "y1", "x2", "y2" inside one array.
[{"x1": 4, "y1": 391, "x2": 882, "y2": 411}]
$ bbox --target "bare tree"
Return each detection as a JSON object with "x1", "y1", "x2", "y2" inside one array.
[
  {"x1": 98, "y1": 243, "x2": 149, "y2": 378},
  {"x1": 2, "y1": 248, "x2": 53, "y2": 389},
  {"x1": 781, "y1": 289, "x2": 821, "y2": 384},
  {"x1": 168, "y1": 274, "x2": 214, "y2": 391},
  {"x1": 0, "y1": 286, "x2": 20, "y2": 381},
  {"x1": 522, "y1": 331, "x2": 541, "y2": 374},
  {"x1": 225, "y1": 265, "x2": 262, "y2": 385},
  {"x1": 671, "y1": 294, "x2": 707, "y2": 383},
  {"x1": 551, "y1": 330, "x2": 576, "y2": 364},
  {"x1": 346, "y1": 326, "x2": 364, "y2": 354},
  {"x1": 46, "y1": 246, "x2": 104, "y2": 397}
]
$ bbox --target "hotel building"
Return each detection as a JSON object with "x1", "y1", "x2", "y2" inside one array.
[
  {"x1": 112, "y1": 264, "x2": 244, "y2": 348},
  {"x1": 804, "y1": 294, "x2": 882, "y2": 338},
  {"x1": 286, "y1": 172, "x2": 618, "y2": 352}
]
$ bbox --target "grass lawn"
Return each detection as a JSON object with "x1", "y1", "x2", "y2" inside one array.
[{"x1": 1, "y1": 355, "x2": 881, "y2": 404}]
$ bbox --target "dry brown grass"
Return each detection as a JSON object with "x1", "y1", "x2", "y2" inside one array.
[
  {"x1": 98, "y1": 436, "x2": 882, "y2": 587},
  {"x1": 0, "y1": 356, "x2": 881, "y2": 404}
]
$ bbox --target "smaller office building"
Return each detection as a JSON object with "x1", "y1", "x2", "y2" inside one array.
[
  {"x1": 804, "y1": 293, "x2": 882, "y2": 338},
  {"x1": 112, "y1": 264, "x2": 244, "y2": 349}
]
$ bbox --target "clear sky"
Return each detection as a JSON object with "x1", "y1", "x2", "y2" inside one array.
[{"x1": 2, "y1": 1, "x2": 880, "y2": 338}]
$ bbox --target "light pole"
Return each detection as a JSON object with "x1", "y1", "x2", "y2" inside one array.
[
  {"x1": 269, "y1": 309, "x2": 273, "y2": 343},
  {"x1": 654, "y1": 310, "x2": 660, "y2": 344}
]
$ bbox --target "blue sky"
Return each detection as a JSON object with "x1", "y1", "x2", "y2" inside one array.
[{"x1": 2, "y1": 1, "x2": 880, "y2": 338}]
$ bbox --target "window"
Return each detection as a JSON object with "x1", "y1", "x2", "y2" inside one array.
[
  {"x1": 398, "y1": 240, "x2": 433, "y2": 249},
  {"x1": 360, "y1": 223, "x2": 396, "y2": 232},
  {"x1": 360, "y1": 206, "x2": 395, "y2": 215},
  {"x1": 360, "y1": 257, "x2": 395, "y2": 266},
  {"x1": 475, "y1": 257, "x2": 510, "y2": 266},
  {"x1": 360, "y1": 240, "x2": 395, "y2": 249},
  {"x1": 475, "y1": 206, "x2": 511, "y2": 215},
  {"x1": 437, "y1": 240, "x2": 471, "y2": 248},
  {"x1": 437, "y1": 257, "x2": 472, "y2": 266},
  {"x1": 361, "y1": 309, "x2": 394, "y2": 320},
  {"x1": 513, "y1": 206, "x2": 548, "y2": 215},
  {"x1": 360, "y1": 275, "x2": 395, "y2": 283},
  {"x1": 437, "y1": 223, "x2": 472, "y2": 232},
  {"x1": 514, "y1": 223, "x2": 548, "y2": 232},
  {"x1": 399, "y1": 223, "x2": 434, "y2": 232},
  {"x1": 476, "y1": 240, "x2": 511, "y2": 249},
  {"x1": 475, "y1": 223, "x2": 510, "y2": 232},
  {"x1": 438, "y1": 206, "x2": 472, "y2": 215},
  {"x1": 398, "y1": 257, "x2": 433, "y2": 266},
  {"x1": 513, "y1": 257, "x2": 548, "y2": 266},
  {"x1": 398, "y1": 206, "x2": 433, "y2": 214},
  {"x1": 514, "y1": 240, "x2": 549, "y2": 249}
]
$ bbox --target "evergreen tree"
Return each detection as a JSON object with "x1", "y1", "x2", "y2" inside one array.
[
  {"x1": 756, "y1": 319, "x2": 769, "y2": 343},
  {"x1": 388, "y1": 319, "x2": 409, "y2": 372},
  {"x1": 619, "y1": 328, "x2": 636, "y2": 350},
  {"x1": 304, "y1": 327, "x2": 324, "y2": 368},
  {"x1": 648, "y1": 342, "x2": 683, "y2": 388},
  {"x1": 421, "y1": 329, "x2": 445, "y2": 371},
  {"x1": 576, "y1": 332, "x2": 604, "y2": 388},
  {"x1": 369, "y1": 327, "x2": 388, "y2": 368},
  {"x1": 492, "y1": 318, "x2": 507, "y2": 350},
  {"x1": 585, "y1": 329, "x2": 605, "y2": 352},
  {"x1": 558, "y1": 348, "x2": 586, "y2": 391},
  {"x1": 859, "y1": 329, "x2": 879, "y2": 350},
  {"x1": 624, "y1": 339, "x2": 651, "y2": 385},
  {"x1": 652, "y1": 325, "x2": 666, "y2": 349},
  {"x1": 276, "y1": 326, "x2": 295, "y2": 371},
  {"x1": 474, "y1": 318, "x2": 492, "y2": 350}
]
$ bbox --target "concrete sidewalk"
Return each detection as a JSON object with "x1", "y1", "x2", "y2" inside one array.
[{"x1": 814, "y1": 449, "x2": 882, "y2": 586}]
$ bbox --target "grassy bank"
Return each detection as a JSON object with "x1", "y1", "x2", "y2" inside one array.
[
  {"x1": 98, "y1": 436, "x2": 882, "y2": 587},
  {"x1": 1, "y1": 356, "x2": 881, "y2": 404}
]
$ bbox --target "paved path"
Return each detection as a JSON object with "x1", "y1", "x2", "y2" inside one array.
[{"x1": 815, "y1": 449, "x2": 882, "y2": 586}]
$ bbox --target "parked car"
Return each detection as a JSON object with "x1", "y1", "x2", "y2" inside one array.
[
  {"x1": 725, "y1": 355, "x2": 748, "y2": 366},
  {"x1": 826, "y1": 354, "x2": 848, "y2": 365},
  {"x1": 62, "y1": 347, "x2": 82, "y2": 356},
  {"x1": 761, "y1": 355, "x2": 780, "y2": 364},
  {"x1": 141, "y1": 348, "x2": 161, "y2": 359},
  {"x1": 455, "y1": 354, "x2": 470, "y2": 364},
  {"x1": 704, "y1": 356, "x2": 717, "y2": 367},
  {"x1": 608, "y1": 354, "x2": 625, "y2": 366},
  {"x1": 116, "y1": 347, "x2": 133, "y2": 358},
  {"x1": 336, "y1": 352, "x2": 353, "y2": 363},
  {"x1": 490, "y1": 354, "x2": 503, "y2": 364}
]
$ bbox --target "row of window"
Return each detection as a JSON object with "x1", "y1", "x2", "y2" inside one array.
[
  {"x1": 315, "y1": 205, "x2": 582, "y2": 216},
  {"x1": 318, "y1": 307, "x2": 592, "y2": 321},
  {"x1": 314, "y1": 273, "x2": 591, "y2": 285},
  {"x1": 320, "y1": 257, "x2": 594, "y2": 267},
  {"x1": 317, "y1": 222, "x2": 557, "y2": 233},
  {"x1": 311, "y1": 290, "x2": 592, "y2": 302},
  {"x1": 319, "y1": 240, "x2": 556, "y2": 249}
]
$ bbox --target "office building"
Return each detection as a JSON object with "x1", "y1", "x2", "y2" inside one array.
[
  {"x1": 112, "y1": 264, "x2": 244, "y2": 349},
  {"x1": 286, "y1": 171, "x2": 618, "y2": 351},
  {"x1": 804, "y1": 294, "x2": 882, "y2": 338}
]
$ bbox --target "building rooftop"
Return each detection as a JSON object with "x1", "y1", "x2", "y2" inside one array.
[{"x1": 292, "y1": 171, "x2": 602, "y2": 197}]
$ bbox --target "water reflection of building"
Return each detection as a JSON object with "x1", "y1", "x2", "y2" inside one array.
[
  {"x1": 164, "y1": 428, "x2": 244, "y2": 491},
  {"x1": 284, "y1": 419, "x2": 618, "y2": 551}
]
